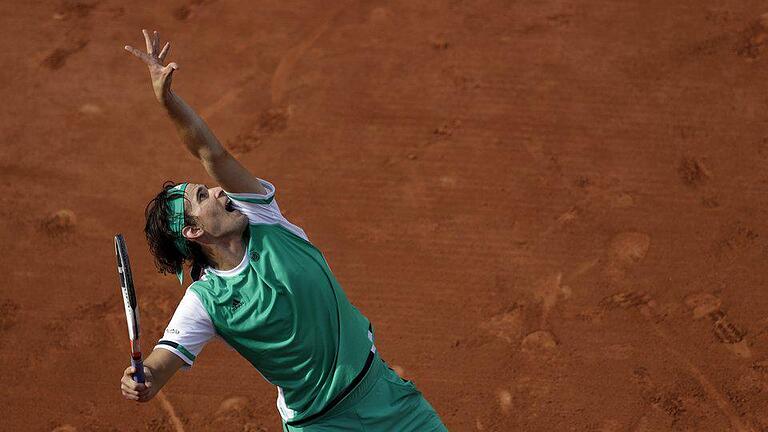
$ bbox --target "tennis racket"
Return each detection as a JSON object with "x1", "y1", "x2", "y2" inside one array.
[{"x1": 115, "y1": 234, "x2": 146, "y2": 383}]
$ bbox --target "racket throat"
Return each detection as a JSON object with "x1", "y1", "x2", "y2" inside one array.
[{"x1": 130, "y1": 340, "x2": 142, "y2": 357}]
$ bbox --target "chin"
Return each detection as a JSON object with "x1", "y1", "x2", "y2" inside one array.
[{"x1": 236, "y1": 213, "x2": 249, "y2": 231}]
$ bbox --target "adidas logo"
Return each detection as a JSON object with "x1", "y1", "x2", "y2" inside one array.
[{"x1": 231, "y1": 298, "x2": 243, "y2": 311}]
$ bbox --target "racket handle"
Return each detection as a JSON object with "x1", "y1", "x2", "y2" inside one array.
[{"x1": 131, "y1": 355, "x2": 146, "y2": 383}]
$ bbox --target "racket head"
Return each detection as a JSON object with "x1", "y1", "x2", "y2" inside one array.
[{"x1": 115, "y1": 234, "x2": 140, "y2": 342}]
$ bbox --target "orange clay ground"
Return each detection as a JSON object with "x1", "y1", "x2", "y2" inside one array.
[{"x1": 1, "y1": 1, "x2": 768, "y2": 431}]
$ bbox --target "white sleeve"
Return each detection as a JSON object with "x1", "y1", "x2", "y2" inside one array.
[
  {"x1": 224, "y1": 178, "x2": 308, "y2": 241},
  {"x1": 154, "y1": 289, "x2": 215, "y2": 368}
]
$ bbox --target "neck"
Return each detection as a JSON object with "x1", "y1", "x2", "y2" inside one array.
[{"x1": 202, "y1": 233, "x2": 246, "y2": 271}]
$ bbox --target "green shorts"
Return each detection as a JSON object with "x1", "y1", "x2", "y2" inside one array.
[{"x1": 282, "y1": 354, "x2": 447, "y2": 431}]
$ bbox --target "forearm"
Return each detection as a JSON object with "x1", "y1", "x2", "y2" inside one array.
[
  {"x1": 142, "y1": 348, "x2": 184, "y2": 398},
  {"x1": 160, "y1": 90, "x2": 265, "y2": 194},
  {"x1": 162, "y1": 90, "x2": 227, "y2": 162}
]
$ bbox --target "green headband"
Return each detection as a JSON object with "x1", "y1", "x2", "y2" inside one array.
[{"x1": 167, "y1": 182, "x2": 189, "y2": 284}]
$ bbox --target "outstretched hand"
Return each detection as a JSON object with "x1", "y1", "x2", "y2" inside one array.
[{"x1": 125, "y1": 29, "x2": 177, "y2": 104}]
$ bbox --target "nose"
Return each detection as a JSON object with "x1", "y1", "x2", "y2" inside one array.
[{"x1": 211, "y1": 186, "x2": 224, "y2": 198}]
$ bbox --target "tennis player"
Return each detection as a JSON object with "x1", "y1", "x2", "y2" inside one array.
[{"x1": 118, "y1": 30, "x2": 447, "y2": 431}]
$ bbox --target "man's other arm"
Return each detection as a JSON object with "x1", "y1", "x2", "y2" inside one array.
[{"x1": 120, "y1": 348, "x2": 185, "y2": 402}]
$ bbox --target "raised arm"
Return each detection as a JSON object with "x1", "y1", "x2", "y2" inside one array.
[{"x1": 125, "y1": 29, "x2": 266, "y2": 195}]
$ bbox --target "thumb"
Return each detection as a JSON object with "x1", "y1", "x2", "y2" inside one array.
[{"x1": 165, "y1": 62, "x2": 178, "y2": 72}]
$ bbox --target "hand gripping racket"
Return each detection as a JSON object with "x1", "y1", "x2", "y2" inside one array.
[{"x1": 115, "y1": 234, "x2": 146, "y2": 383}]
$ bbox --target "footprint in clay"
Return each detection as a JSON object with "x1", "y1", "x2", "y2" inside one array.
[
  {"x1": 216, "y1": 396, "x2": 249, "y2": 417},
  {"x1": 520, "y1": 330, "x2": 558, "y2": 354},
  {"x1": 737, "y1": 13, "x2": 768, "y2": 59},
  {"x1": 606, "y1": 232, "x2": 651, "y2": 279},
  {"x1": 496, "y1": 389, "x2": 512, "y2": 415},
  {"x1": 479, "y1": 305, "x2": 524, "y2": 344},
  {"x1": 0, "y1": 299, "x2": 20, "y2": 332},
  {"x1": 684, "y1": 292, "x2": 751, "y2": 358},
  {"x1": 41, "y1": 209, "x2": 77, "y2": 237},
  {"x1": 600, "y1": 291, "x2": 655, "y2": 314}
]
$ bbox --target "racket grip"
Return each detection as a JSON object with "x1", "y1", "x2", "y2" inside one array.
[{"x1": 131, "y1": 355, "x2": 146, "y2": 383}]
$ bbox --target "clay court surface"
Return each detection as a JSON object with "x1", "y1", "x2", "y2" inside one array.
[{"x1": 3, "y1": 0, "x2": 768, "y2": 430}]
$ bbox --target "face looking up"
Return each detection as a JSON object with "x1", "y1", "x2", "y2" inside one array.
[{"x1": 181, "y1": 184, "x2": 248, "y2": 242}]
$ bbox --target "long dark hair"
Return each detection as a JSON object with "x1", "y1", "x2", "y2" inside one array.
[{"x1": 144, "y1": 181, "x2": 212, "y2": 282}]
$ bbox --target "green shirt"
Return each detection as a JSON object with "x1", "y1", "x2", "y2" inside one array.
[{"x1": 156, "y1": 179, "x2": 374, "y2": 423}]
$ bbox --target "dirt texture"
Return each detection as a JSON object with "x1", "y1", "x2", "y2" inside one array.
[{"x1": 2, "y1": 0, "x2": 768, "y2": 431}]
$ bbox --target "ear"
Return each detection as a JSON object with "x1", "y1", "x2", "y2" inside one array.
[{"x1": 182, "y1": 225, "x2": 204, "y2": 241}]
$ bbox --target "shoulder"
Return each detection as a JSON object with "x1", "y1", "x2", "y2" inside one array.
[
  {"x1": 224, "y1": 178, "x2": 276, "y2": 205},
  {"x1": 176, "y1": 286, "x2": 211, "y2": 317},
  {"x1": 187, "y1": 278, "x2": 216, "y2": 301}
]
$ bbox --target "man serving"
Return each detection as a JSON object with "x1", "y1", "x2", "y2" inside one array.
[{"x1": 118, "y1": 30, "x2": 447, "y2": 431}]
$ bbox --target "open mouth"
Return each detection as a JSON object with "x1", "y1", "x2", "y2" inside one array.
[{"x1": 224, "y1": 199, "x2": 235, "y2": 212}]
